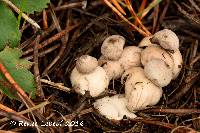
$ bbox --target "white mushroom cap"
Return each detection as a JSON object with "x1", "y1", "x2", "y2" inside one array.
[
  {"x1": 127, "y1": 83, "x2": 162, "y2": 111},
  {"x1": 169, "y1": 50, "x2": 183, "y2": 79},
  {"x1": 138, "y1": 36, "x2": 157, "y2": 48},
  {"x1": 144, "y1": 59, "x2": 173, "y2": 87},
  {"x1": 76, "y1": 55, "x2": 98, "y2": 74},
  {"x1": 121, "y1": 67, "x2": 162, "y2": 111},
  {"x1": 151, "y1": 29, "x2": 179, "y2": 52},
  {"x1": 121, "y1": 67, "x2": 145, "y2": 99},
  {"x1": 141, "y1": 46, "x2": 174, "y2": 69},
  {"x1": 93, "y1": 94, "x2": 137, "y2": 120},
  {"x1": 98, "y1": 56, "x2": 107, "y2": 66},
  {"x1": 119, "y1": 46, "x2": 142, "y2": 70},
  {"x1": 98, "y1": 56, "x2": 124, "y2": 80},
  {"x1": 70, "y1": 66, "x2": 109, "y2": 97},
  {"x1": 101, "y1": 35, "x2": 125, "y2": 60}
]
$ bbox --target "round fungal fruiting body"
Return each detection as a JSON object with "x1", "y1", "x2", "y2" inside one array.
[
  {"x1": 101, "y1": 35, "x2": 125, "y2": 60},
  {"x1": 70, "y1": 66, "x2": 109, "y2": 97},
  {"x1": 102, "y1": 60, "x2": 124, "y2": 80},
  {"x1": 98, "y1": 56, "x2": 124, "y2": 80},
  {"x1": 141, "y1": 46, "x2": 174, "y2": 69},
  {"x1": 169, "y1": 50, "x2": 183, "y2": 79},
  {"x1": 122, "y1": 67, "x2": 162, "y2": 111},
  {"x1": 127, "y1": 83, "x2": 162, "y2": 111},
  {"x1": 93, "y1": 94, "x2": 137, "y2": 120},
  {"x1": 138, "y1": 36, "x2": 157, "y2": 48},
  {"x1": 144, "y1": 59, "x2": 173, "y2": 87},
  {"x1": 151, "y1": 29, "x2": 179, "y2": 52},
  {"x1": 76, "y1": 55, "x2": 98, "y2": 74},
  {"x1": 119, "y1": 46, "x2": 142, "y2": 70}
]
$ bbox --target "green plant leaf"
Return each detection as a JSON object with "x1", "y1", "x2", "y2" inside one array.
[
  {"x1": 0, "y1": 47, "x2": 35, "y2": 99},
  {"x1": 0, "y1": 2, "x2": 21, "y2": 50},
  {"x1": 11, "y1": 0, "x2": 50, "y2": 14}
]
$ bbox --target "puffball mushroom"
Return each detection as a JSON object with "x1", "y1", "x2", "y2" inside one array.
[
  {"x1": 101, "y1": 35, "x2": 125, "y2": 60},
  {"x1": 138, "y1": 36, "x2": 157, "y2": 48},
  {"x1": 151, "y1": 29, "x2": 179, "y2": 52},
  {"x1": 99, "y1": 56, "x2": 124, "y2": 80},
  {"x1": 121, "y1": 67, "x2": 162, "y2": 111},
  {"x1": 70, "y1": 55, "x2": 109, "y2": 97},
  {"x1": 76, "y1": 55, "x2": 98, "y2": 74},
  {"x1": 144, "y1": 59, "x2": 173, "y2": 87},
  {"x1": 141, "y1": 46, "x2": 174, "y2": 69},
  {"x1": 119, "y1": 46, "x2": 142, "y2": 70},
  {"x1": 169, "y1": 50, "x2": 183, "y2": 79},
  {"x1": 99, "y1": 35, "x2": 126, "y2": 80},
  {"x1": 93, "y1": 94, "x2": 137, "y2": 120},
  {"x1": 99, "y1": 46, "x2": 142, "y2": 80}
]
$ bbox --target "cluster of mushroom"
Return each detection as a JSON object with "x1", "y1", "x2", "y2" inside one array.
[{"x1": 70, "y1": 29, "x2": 183, "y2": 120}]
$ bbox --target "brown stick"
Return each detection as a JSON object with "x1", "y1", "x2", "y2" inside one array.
[
  {"x1": 0, "y1": 63, "x2": 47, "y2": 122},
  {"x1": 130, "y1": 118, "x2": 175, "y2": 129},
  {"x1": 33, "y1": 35, "x2": 44, "y2": 98},
  {"x1": 42, "y1": 10, "x2": 48, "y2": 30},
  {"x1": 24, "y1": 44, "x2": 60, "y2": 60},
  {"x1": 135, "y1": 0, "x2": 147, "y2": 25},
  {"x1": 41, "y1": 5, "x2": 71, "y2": 76},
  {"x1": 110, "y1": 0, "x2": 126, "y2": 15},
  {"x1": 124, "y1": 0, "x2": 151, "y2": 35},
  {"x1": 103, "y1": 0, "x2": 150, "y2": 37},
  {"x1": 141, "y1": 108, "x2": 200, "y2": 114},
  {"x1": 23, "y1": 24, "x2": 79, "y2": 56}
]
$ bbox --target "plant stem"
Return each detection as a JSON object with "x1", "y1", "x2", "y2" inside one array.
[{"x1": 1, "y1": 0, "x2": 41, "y2": 29}]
